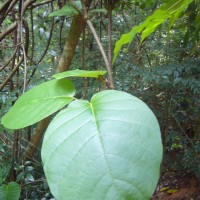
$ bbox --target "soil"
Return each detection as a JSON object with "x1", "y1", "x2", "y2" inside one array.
[{"x1": 152, "y1": 171, "x2": 200, "y2": 200}]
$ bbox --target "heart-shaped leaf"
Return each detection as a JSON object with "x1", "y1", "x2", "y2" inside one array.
[
  {"x1": 53, "y1": 69, "x2": 107, "y2": 79},
  {"x1": 0, "y1": 182, "x2": 21, "y2": 200},
  {"x1": 1, "y1": 79, "x2": 75, "y2": 129},
  {"x1": 41, "y1": 90, "x2": 162, "y2": 200}
]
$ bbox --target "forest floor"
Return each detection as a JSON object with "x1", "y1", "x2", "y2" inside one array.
[{"x1": 152, "y1": 171, "x2": 200, "y2": 200}]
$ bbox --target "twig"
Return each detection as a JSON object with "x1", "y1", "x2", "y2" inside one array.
[
  {"x1": 86, "y1": 19, "x2": 115, "y2": 88},
  {"x1": 20, "y1": 0, "x2": 28, "y2": 93},
  {"x1": 30, "y1": 0, "x2": 56, "y2": 9},
  {"x1": 0, "y1": 57, "x2": 24, "y2": 91},
  {"x1": 0, "y1": 0, "x2": 18, "y2": 26},
  {"x1": 107, "y1": 4, "x2": 113, "y2": 69},
  {"x1": 0, "y1": 48, "x2": 18, "y2": 72},
  {"x1": 22, "y1": 0, "x2": 36, "y2": 16},
  {"x1": 81, "y1": 26, "x2": 87, "y2": 99},
  {"x1": 0, "y1": 0, "x2": 12, "y2": 14},
  {"x1": 35, "y1": 2, "x2": 54, "y2": 64},
  {"x1": 30, "y1": 8, "x2": 34, "y2": 63},
  {"x1": 0, "y1": 42, "x2": 22, "y2": 49},
  {"x1": 78, "y1": 0, "x2": 115, "y2": 88},
  {"x1": 0, "y1": 22, "x2": 18, "y2": 42}
]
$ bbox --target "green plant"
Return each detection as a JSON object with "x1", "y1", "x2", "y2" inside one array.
[
  {"x1": 113, "y1": 0, "x2": 194, "y2": 62},
  {"x1": 1, "y1": 70, "x2": 163, "y2": 200},
  {"x1": 0, "y1": 182, "x2": 21, "y2": 200}
]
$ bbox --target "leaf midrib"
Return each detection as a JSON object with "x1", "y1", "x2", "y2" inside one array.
[{"x1": 89, "y1": 102, "x2": 119, "y2": 198}]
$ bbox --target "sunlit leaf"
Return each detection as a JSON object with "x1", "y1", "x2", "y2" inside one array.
[
  {"x1": 113, "y1": 26, "x2": 141, "y2": 63},
  {"x1": 113, "y1": 0, "x2": 194, "y2": 63},
  {"x1": 141, "y1": 10, "x2": 170, "y2": 42},
  {"x1": 1, "y1": 79, "x2": 75, "y2": 129},
  {"x1": 53, "y1": 69, "x2": 107, "y2": 79},
  {"x1": 42, "y1": 90, "x2": 163, "y2": 200},
  {"x1": 49, "y1": 4, "x2": 78, "y2": 17}
]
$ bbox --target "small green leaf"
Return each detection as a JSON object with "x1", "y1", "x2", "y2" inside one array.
[
  {"x1": 53, "y1": 69, "x2": 107, "y2": 79},
  {"x1": 49, "y1": 4, "x2": 78, "y2": 17},
  {"x1": 113, "y1": 26, "x2": 141, "y2": 63},
  {"x1": 0, "y1": 182, "x2": 21, "y2": 200},
  {"x1": 42, "y1": 90, "x2": 162, "y2": 200},
  {"x1": 141, "y1": 10, "x2": 170, "y2": 42},
  {"x1": 1, "y1": 79, "x2": 75, "y2": 129}
]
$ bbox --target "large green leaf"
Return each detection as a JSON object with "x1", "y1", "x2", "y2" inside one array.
[
  {"x1": 113, "y1": 0, "x2": 194, "y2": 63},
  {"x1": 1, "y1": 79, "x2": 75, "y2": 129},
  {"x1": 0, "y1": 182, "x2": 21, "y2": 200},
  {"x1": 41, "y1": 90, "x2": 162, "y2": 200},
  {"x1": 53, "y1": 69, "x2": 107, "y2": 79}
]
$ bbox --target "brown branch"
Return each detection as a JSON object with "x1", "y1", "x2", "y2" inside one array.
[
  {"x1": 30, "y1": 0, "x2": 56, "y2": 9},
  {"x1": 22, "y1": 0, "x2": 36, "y2": 15},
  {"x1": 80, "y1": 0, "x2": 115, "y2": 89},
  {"x1": 105, "y1": 0, "x2": 119, "y2": 68},
  {"x1": 23, "y1": 19, "x2": 30, "y2": 55},
  {"x1": 81, "y1": 27, "x2": 87, "y2": 99},
  {"x1": 0, "y1": 22, "x2": 18, "y2": 42},
  {"x1": 23, "y1": 117, "x2": 51, "y2": 161},
  {"x1": 35, "y1": 4, "x2": 54, "y2": 64},
  {"x1": 0, "y1": 0, "x2": 12, "y2": 14},
  {"x1": 0, "y1": 56, "x2": 24, "y2": 91},
  {"x1": 26, "y1": 2, "x2": 54, "y2": 85},
  {"x1": 107, "y1": 6, "x2": 113, "y2": 69},
  {"x1": 20, "y1": 1, "x2": 29, "y2": 93},
  {"x1": 86, "y1": 19, "x2": 115, "y2": 89},
  {"x1": 0, "y1": 48, "x2": 18, "y2": 72},
  {"x1": 0, "y1": 43, "x2": 22, "y2": 49},
  {"x1": 0, "y1": 0, "x2": 18, "y2": 26},
  {"x1": 29, "y1": 7, "x2": 36, "y2": 64},
  {"x1": 0, "y1": 0, "x2": 36, "y2": 28}
]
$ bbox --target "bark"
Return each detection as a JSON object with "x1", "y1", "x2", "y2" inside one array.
[
  {"x1": 57, "y1": 13, "x2": 86, "y2": 72},
  {"x1": 23, "y1": 117, "x2": 51, "y2": 161}
]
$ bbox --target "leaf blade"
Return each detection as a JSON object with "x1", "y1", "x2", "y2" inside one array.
[
  {"x1": 53, "y1": 69, "x2": 107, "y2": 79},
  {"x1": 41, "y1": 90, "x2": 162, "y2": 200},
  {"x1": 0, "y1": 182, "x2": 21, "y2": 200},
  {"x1": 1, "y1": 79, "x2": 75, "y2": 129},
  {"x1": 49, "y1": 4, "x2": 78, "y2": 17}
]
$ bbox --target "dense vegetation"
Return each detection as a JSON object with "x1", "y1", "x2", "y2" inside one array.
[{"x1": 0, "y1": 0, "x2": 199, "y2": 199}]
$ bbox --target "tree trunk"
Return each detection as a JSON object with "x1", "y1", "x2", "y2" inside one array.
[{"x1": 57, "y1": 13, "x2": 86, "y2": 72}]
